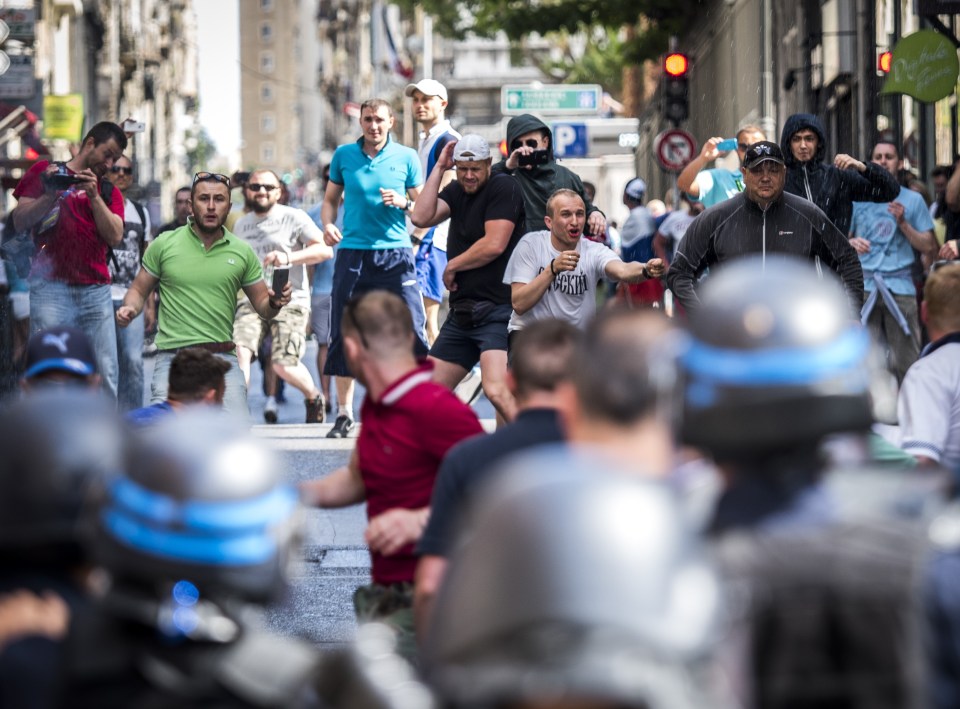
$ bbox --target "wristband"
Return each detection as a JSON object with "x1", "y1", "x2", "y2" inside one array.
[
  {"x1": 550, "y1": 259, "x2": 558, "y2": 276},
  {"x1": 403, "y1": 199, "x2": 413, "y2": 212},
  {"x1": 642, "y1": 265, "x2": 650, "y2": 279}
]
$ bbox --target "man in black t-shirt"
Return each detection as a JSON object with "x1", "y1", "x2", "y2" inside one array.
[
  {"x1": 412, "y1": 134, "x2": 526, "y2": 422},
  {"x1": 413, "y1": 319, "x2": 579, "y2": 637}
]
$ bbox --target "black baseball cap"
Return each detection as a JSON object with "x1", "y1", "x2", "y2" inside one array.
[
  {"x1": 24, "y1": 326, "x2": 98, "y2": 380},
  {"x1": 742, "y1": 141, "x2": 785, "y2": 170}
]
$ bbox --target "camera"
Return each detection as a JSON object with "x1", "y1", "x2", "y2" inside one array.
[
  {"x1": 121, "y1": 119, "x2": 145, "y2": 133},
  {"x1": 42, "y1": 163, "x2": 83, "y2": 190},
  {"x1": 518, "y1": 150, "x2": 550, "y2": 167}
]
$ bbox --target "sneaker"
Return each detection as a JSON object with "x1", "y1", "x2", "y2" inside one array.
[
  {"x1": 263, "y1": 400, "x2": 278, "y2": 424},
  {"x1": 326, "y1": 414, "x2": 355, "y2": 439},
  {"x1": 305, "y1": 395, "x2": 325, "y2": 424}
]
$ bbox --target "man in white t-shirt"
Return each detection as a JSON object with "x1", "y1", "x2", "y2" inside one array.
[
  {"x1": 503, "y1": 189, "x2": 664, "y2": 334},
  {"x1": 406, "y1": 79, "x2": 461, "y2": 345},
  {"x1": 232, "y1": 168, "x2": 333, "y2": 423},
  {"x1": 898, "y1": 262, "x2": 960, "y2": 473},
  {"x1": 653, "y1": 195, "x2": 703, "y2": 265}
]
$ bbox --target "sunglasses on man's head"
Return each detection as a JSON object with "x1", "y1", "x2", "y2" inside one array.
[
  {"x1": 110, "y1": 166, "x2": 133, "y2": 175},
  {"x1": 192, "y1": 172, "x2": 231, "y2": 187},
  {"x1": 247, "y1": 183, "x2": 279, "y2": 192}
]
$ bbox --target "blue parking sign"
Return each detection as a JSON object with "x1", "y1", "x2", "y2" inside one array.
[{"x1": 552, "y1": 123, "x2": 588, "y2": 158}]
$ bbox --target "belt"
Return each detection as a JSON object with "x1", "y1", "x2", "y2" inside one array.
[
  {"x1": 861, "y1": 268, "x2": 914, "y2": 336},
  {"x1": 159, "y1": 341, "x2": 235, "y2": 354}
]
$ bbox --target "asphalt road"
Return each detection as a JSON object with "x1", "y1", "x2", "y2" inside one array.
[{"x1": 143, "y1": 338, "x2": 495, "y2": 649}]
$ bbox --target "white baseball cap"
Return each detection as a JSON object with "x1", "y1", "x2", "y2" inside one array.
[
  {"x1": 453, "y1": 135, "x2": 491, "y2": 162},
  {"x1": 404, "y1": 79, "x2": 448, "y2": 101}
]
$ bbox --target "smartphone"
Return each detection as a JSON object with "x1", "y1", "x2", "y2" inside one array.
[
  {"x1": 271, "y1": 266, "x2": 290, "y2": 293},
  {"x1": 716, "y1": 138, "x2": 738, "y2": 152},
  {"x1": 518, "y1": 150, "x2": 550, "y2": 167},
  {"x1": 122, "y1": 119, "x2": 145, "y2": 133}
]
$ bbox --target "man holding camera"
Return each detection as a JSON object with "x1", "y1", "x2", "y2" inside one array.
[
  {"x1": 232, "y1": 168, "x2": 333, "y2": 424},
  {"x1": 11, "y1": 121, "x2": 128, "y2": 401},
  {"x1": 494, "y1": 114, "x2": 605, "y2": 236},
  {"x1": 412, "y1": 135, "x2": 526, "y2": 423}
]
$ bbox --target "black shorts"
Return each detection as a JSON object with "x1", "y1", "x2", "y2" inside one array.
[{"x1": 429, "y1": 302, "x2": 511, "y2": 371}]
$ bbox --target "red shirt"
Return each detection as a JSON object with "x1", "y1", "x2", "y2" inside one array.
[
  {"x1": 357, "y1": 363, "x2": 484, "y2": 584},
  {"x1": 13, "y1": 161, "x2": 125, "y2": 284}
]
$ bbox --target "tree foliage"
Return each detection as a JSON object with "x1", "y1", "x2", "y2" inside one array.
[{"x1": 397, "y1": 0, "x2": 702, "y2": 66}]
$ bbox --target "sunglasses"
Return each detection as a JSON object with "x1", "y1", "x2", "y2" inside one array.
[
  {"x1": 738, "y1": 143, "x2": 750, "y2": 151},
  {"x1": 110, "y1": 166, "x2": 133, "y2": 175},
  {"x1": 247, "y1": 183, "x2": 279, "y2": 192},
  {"x1": 192, "y1": 171, "x2": 231, "y2": 187},
  {"x1": 746, "y1": 163, "x2": 784, "y2": 175},
  {"x1": 511, "y1": 138, "x2": 541, "y2": 150}
]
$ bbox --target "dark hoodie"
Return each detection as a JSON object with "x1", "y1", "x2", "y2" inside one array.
[
  {"x1": 492, "y1": 114, "x2": 601, "y2": 234},
  {"x1": 780, "y1": 113, "x2": 899, "y2": 235}
]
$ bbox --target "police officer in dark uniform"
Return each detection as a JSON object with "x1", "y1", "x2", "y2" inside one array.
[
  {"x1": 58, "y1": 409, "x2": 323, "y2": 708},
  {"x1": 677, "y1": 257, "x2": 937, "y2": 709},
  {"x1": 0, "y1": 389, "x2": 124, "y2": 709},
  {"x1": 421, "y1": 465, "x2": 721, "y2": 709}
]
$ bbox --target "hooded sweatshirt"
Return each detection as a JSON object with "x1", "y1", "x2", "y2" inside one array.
[
  {"x1": 780, "y1": 113, "x2": 899, "y2": 236},
  {"x1": 493, "y1": 114, "x2": 601, "y2": 234}
]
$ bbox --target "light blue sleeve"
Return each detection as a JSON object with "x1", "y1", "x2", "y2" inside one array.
[{"x1": 407, "y1": 150, "x2": 424, "y2": 189}]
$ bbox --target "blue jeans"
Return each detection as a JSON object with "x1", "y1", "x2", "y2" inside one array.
[
  {"x1": 30, "y1": 279, "x2": 118, "y2": 401},
  {"x1": 113, "y1": 299, "x2": 144, "y2": 412},
  {"x1": 150, "y1": 350, "x2": 248, "y2": 420}
]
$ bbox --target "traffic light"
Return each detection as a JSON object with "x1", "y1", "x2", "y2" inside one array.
[
  {"x1": 877, "y1": 50, "x2": 892, "y2": 74},
  {"x1": 662, "y1": 53, "x2": 690, "y2": 125}
]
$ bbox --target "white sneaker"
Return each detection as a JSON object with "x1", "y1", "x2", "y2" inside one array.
[{"x1": 263, "y1": 399, "x2": 278, "y2": 424}]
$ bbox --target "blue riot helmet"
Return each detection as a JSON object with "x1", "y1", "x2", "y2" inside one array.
[
  {"x1": 423, "y1": 463, "x2": 720, "y2": 709},
  {"x1": 94, "y1": 409, "x2": 303, "y2": 605},
  {"x1": 677, "y1": 256, "x2": 883, "y2": 459},
  {"x1": 0, "y1": 389, "x2": 122, "y2": 565}
]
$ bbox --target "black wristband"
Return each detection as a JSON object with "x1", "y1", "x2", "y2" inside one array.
[
  {"x1": 550, "y1": 259, "x2": 558, "y2": 276},
  {"x1": 642, "y1": 265, "x2": 650, "y2": 279}
]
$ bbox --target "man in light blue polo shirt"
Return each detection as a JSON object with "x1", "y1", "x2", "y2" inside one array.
[
  {"x1": 320, "y1": 98, "x2": 427, "y2": 438},
  {"x1": 677, "y1": 125, "x2": 766, "y2": 208},
  {"x1": 849, "y1": 141, "x2": 938, "y2": 384}
]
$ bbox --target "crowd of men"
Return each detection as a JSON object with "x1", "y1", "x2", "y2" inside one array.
[{"x1": 1, "y1": 83, "x2": 960, "y2": 708}]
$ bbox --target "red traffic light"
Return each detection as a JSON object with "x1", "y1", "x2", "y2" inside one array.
[
  {"x1": 664, "y1": 53, "x2": 689, "y2": 77},
  {"x1": 878, "y1": 51, "x2": 892, "y2": 73}
]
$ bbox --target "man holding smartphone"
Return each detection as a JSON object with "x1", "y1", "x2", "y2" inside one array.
[
  {"x1": 493, "y1": 114, "x2": 604, "y2": 236},
  {"x1": 11, "y1": 121, "x2": 128, "y2": 402},
  {"x1": 676, "y1": 125, "x2": 766, "y2": 208},
  {"x1": 232, "y1": 168, "x2": 333, "y2": 424}
]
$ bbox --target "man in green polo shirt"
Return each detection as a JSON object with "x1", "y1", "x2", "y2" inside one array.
[{"x1": 117, "y1": 172, "x2": 292, "y2": 416}]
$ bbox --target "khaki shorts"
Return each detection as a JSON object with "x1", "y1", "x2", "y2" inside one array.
[{"x1": 233, "y1": 300, "x2": 310, "y2": 367}]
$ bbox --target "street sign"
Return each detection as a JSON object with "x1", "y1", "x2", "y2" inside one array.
[
  {"x1": 654, "y1": 128, "x2": 697, "y2": 172},
  {"x1": 0, "y1": 53, "x2": 34, "y2": 99},
  {"x1": 0, "y1": 8, "x2": 35, "y2": 42},
  {"x1": 502, "y1": 84, "x2": 602, "y2": 115},
  {"x1": 552, "y1": 122, "x2": 588, "y2": 158}
]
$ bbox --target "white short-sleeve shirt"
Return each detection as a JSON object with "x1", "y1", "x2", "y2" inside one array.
[
  {"x1": 898, "y1": 338, "x2": 960, "y2": 471},
  {"x1": 503, "y1": 229, "x2": 618, "y2": 332}
]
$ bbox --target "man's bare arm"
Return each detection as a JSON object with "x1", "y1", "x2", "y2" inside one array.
[
  {"x1": 116, "y1": 268, "x2": 160, "y2": 327},
  {"x1": 414, "y1": 555, "x2": 449, "y2": 639},
  {"x1": 301, "y1": 448, "x2": 366, "y2": 508}
]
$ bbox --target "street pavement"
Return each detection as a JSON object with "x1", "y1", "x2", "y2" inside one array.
[{"x1": 144, "y1": 338, "x2": 494, "y2": 649}]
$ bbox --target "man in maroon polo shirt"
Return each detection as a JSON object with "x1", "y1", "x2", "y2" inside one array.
[{"x1": 301, "y1": 289, "x2": 482, "y2": 662}]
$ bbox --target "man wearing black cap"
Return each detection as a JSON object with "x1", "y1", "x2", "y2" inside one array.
[
  {"x1": 20, "y1": 325, "x2": 102, "y2": 393},
  {"x1": 666, "y1": 140, "x2": 863, "y2": 314}
]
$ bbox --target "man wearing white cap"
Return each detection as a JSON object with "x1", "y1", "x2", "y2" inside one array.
[
  {"x1": 412, "y1": 135, "x2": 526, "y2": 422},
  {"x1": 405, "y1": 79, "x2": 461, "y2": 345}
]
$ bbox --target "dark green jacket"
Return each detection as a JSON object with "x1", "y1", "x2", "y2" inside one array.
[{"x1": 492, "y1": 114, "x2": 602, "y2": 234}]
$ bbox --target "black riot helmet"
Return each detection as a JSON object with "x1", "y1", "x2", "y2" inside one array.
[
  {"x1": 677, "y1": 257, "x2": 885, "y2": 459},
  {"x1": 0, "y1": 389, "x2": 123, "y2": 566},
  {"x1": 423, "y1": 460, "x2": 720, "y2": 709},
  {"x1": 94, "y1": 409, "x2": 303, "y2": 605}
]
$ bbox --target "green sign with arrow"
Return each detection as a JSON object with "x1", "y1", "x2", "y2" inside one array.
[{"x1": 881, "y1": 30, "x2": 959, "y2": 103}]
